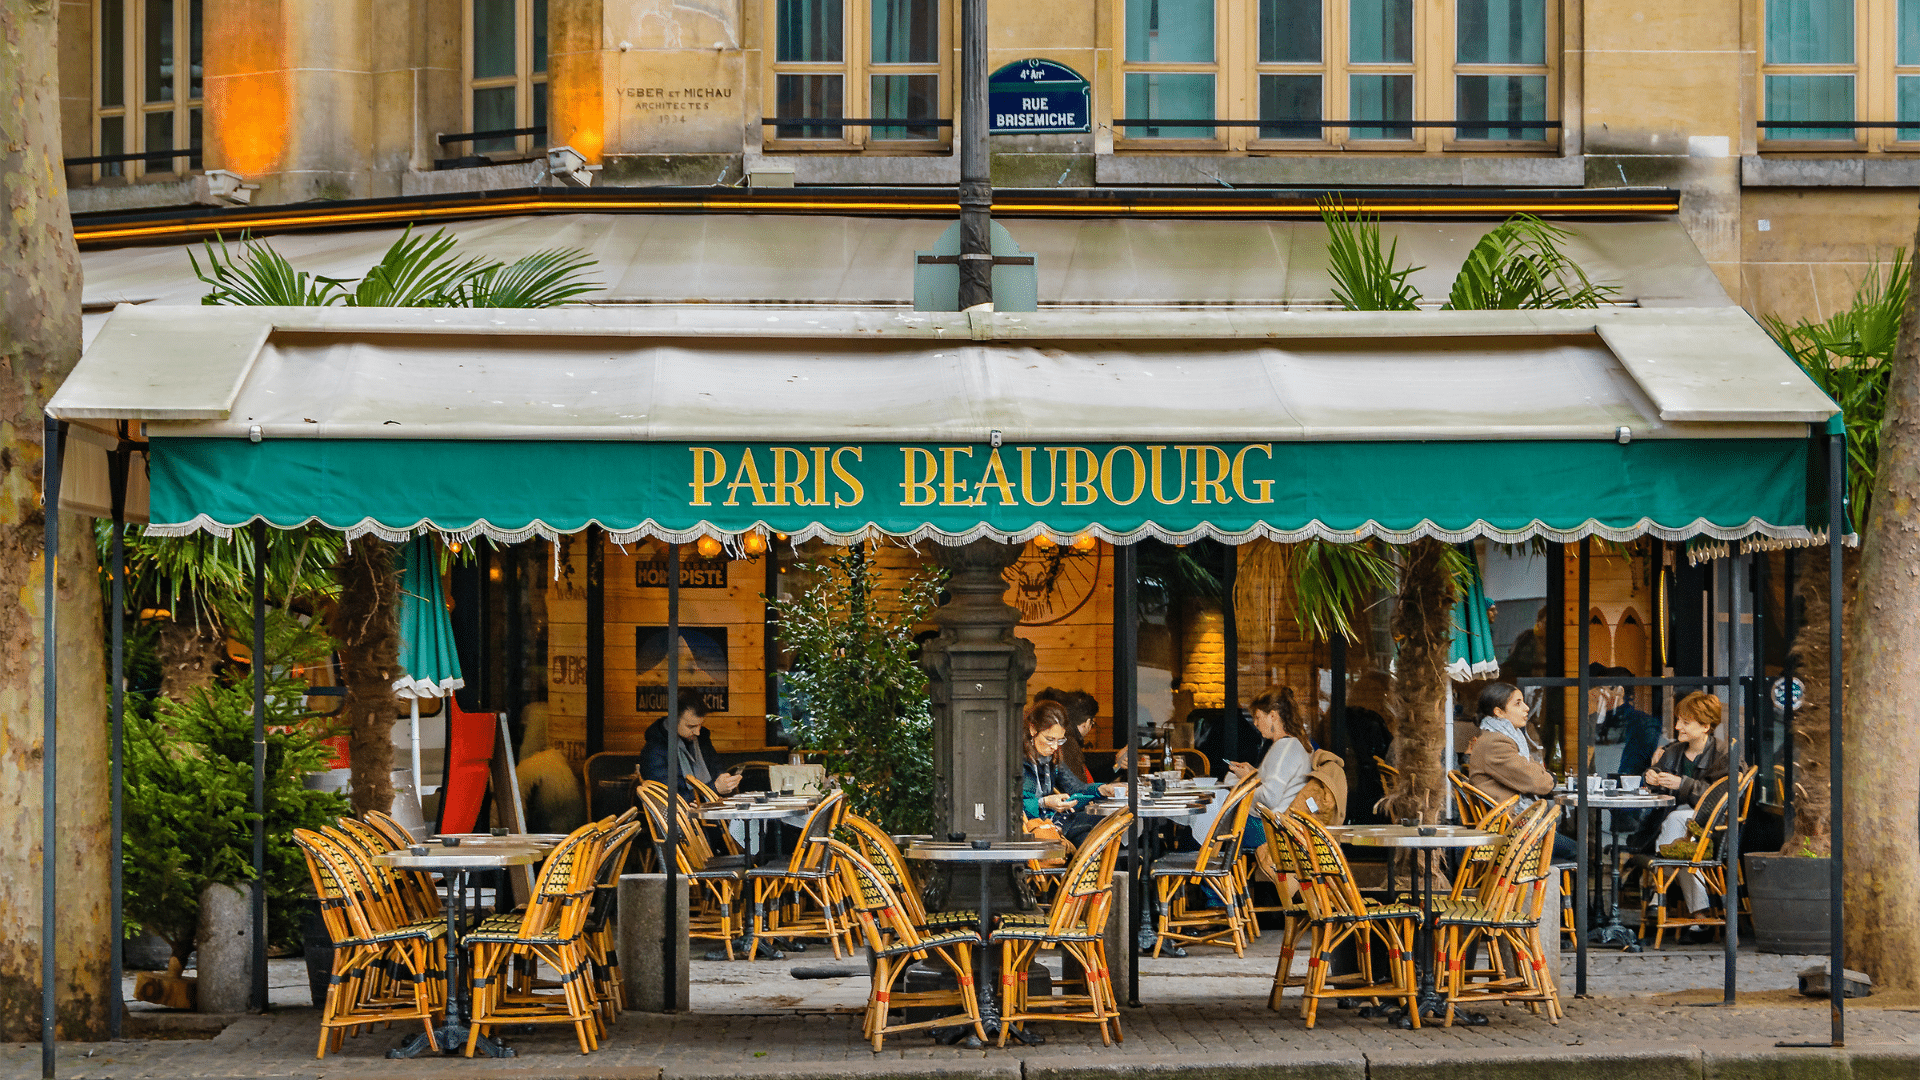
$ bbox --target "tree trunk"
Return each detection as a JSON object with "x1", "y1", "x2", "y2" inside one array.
[
  {"x1": 1386, "y1": 538, "x2": 1455, "y2": 828},
  {"x1": 157, "y1": 615, "x2": 226, "y2": 702},
  {"x1": 1779, "y1": 545, "x2": 1859, "y2": 857},
  {"x1": 329, "y1": 539, "x2": 401, "y2": 816},
  {"x1": 0, "y1": 0, "x2": 114, "y2": 1040},
  {"x1": 1840, "y1": 213, "x2": 1920, "y2": 991}
]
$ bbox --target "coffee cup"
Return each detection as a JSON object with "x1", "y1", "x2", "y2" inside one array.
[
  {"x1": 490, "y1": 827, "x2": 508, "y2": 837},
  {"x1": 409, "y1": 845, "x2": 428, "y2": 856},
  {"x1": 440, "y1": 836, "x2": 461, "y2": 847},
  {"x1": 947, "y1": 832, "x2": 967, "y2": 844},
  {"x1": 970, "y1": 839, "x2": 991, "y2": 851},
  {"x1": 1618, "y1": 775, "x2": 1644, "y2": 791}
]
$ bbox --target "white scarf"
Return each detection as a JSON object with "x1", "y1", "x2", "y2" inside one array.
[{"x1": 1479, "y1": 716, "x2": 1539, "y2": 763}]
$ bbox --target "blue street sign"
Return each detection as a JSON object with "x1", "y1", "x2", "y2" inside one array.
[{"x1": 988, "y1": 59, "x2": 1091, "y2": 134}]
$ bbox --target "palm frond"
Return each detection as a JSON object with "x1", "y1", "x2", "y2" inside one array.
[
  {"x1": 1318, "y1": 199, "x2": 1423, "y2": 311},
  {"x1": 458, "y1": 248, "x2": 602, "y2": 308},
  {"x1": 1443, "y1": 214, "x2": 1619, "y2": 310},
  {"x1": 346, "y1": 227, "x2": 497, "y2": 307},
  {"x1": 191, "y1": 234, "x2": 344, "y2": 307},
  {"x1": 1283, "y1": 539, "x2": 1399, "y2": 642}
]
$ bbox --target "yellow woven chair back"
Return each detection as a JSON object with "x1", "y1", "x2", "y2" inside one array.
[
  {"x1": 779, "y1": 789, "x2": 847, "y2": 875},
  {"x1": 1048, "y1": 809, "x2": 1132, "y2": 938},
  {"x1": 824, "y1": 838, "x2": 932, "y2": 956},
  {"x1": 362, "y1": 809, "x2": 415, "y2": 849},
  {"x1": 842, "y1": 814, "x2": 928, "y2": 925},
  {"x1": 1190, "y1": 777, "x2": 1259, "y2": 875},
  {"x1": 1288, "y1": 811, "x2": 1375, "y2": 920}
]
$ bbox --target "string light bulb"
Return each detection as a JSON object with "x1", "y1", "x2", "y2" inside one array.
[
  {"x1": 695, "y1": 535, "x2": 724, "y2": 559},
  {"x1": 742, "y1": 531, "x2": 768, "y2": 556},
  {"x1": 1071, "y1": 533, "x2": 1098, "y2": 552},
  {"x1": 447, "y1": 540, "x2": 463, "y2": 554},
  {"x1": 1034, "y1": 534, "x2": 1058, "y2": 550}
]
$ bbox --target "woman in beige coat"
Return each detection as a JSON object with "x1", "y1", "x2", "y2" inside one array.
[{"x1": 1469, "y1": 682, "x2": 1576, "y2": 861}]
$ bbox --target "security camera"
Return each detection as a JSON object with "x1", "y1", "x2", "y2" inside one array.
[{"x1": 546, "y1": 145, "x2": 599, "y2": 187}]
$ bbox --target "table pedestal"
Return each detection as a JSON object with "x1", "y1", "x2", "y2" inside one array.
[{"x1": 388, "y1": 870, "x2": 515, "y2": 1059}]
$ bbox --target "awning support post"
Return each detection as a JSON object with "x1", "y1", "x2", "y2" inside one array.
[
  {"x1": 663, "y1": 541, "x2": 681, "y2": 1011},
  {"x1": 1828, "y1": 433, "x2": 1846, "y2": 1047},
  {"x1": 42, "y1": 416, "x2": 66, "y2": 1080},
  {"x1": 108, "y1": 444, "x2": 129, "y2": 1040},
  {"x1": 1220, "y1": 543, "x2": 1238, "y2": 770},
  {"x1": 1574, "y1": 538, "x2": 1590, "y2": 996},
  {"x1": 250, "y1": 519, "x2": 268, "y2": 1012},
  {"x1": 1115, "y1": 542, "x2": 1140, "y2": 1007},
  {"x1": 1722, "y1": 551, "x2": 1744, "y2": 1004}
]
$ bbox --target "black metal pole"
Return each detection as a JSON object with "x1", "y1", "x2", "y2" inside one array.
[
  {"x1": 1574, "y1": 538, "x2": 1590, "y2": 995},
  {"x1": 1782, "y1": 550, "x2": 1797, "y2": 827},
  {"x1": 1722, "y1": 552, "x2": 1743, "y2": 1004},
  {"x1": 250, "y1": 519, "x2": 268, "y2": 1012},
  {"x1": 41, "y1": 417, "x2": 65, "y2": 1079},
  {"x1": 1220, "y1": 543, "x2": 1238, "y2": 772},
  {"x1": 586, "y1": 528, "x2": 605, "y2": 757},
  {"x1": 1828, "y1": 434, "x2": 1845, "y2": 1047},
  {"x1": 957, "y1": 0, "x2": 992, "y2": 308},
  {"x1": 663, "y1": 542, "x2": 682, "y2": 1010},
  {"x1": 1115, "y1": 542, "x2": 1140, "y2": 1006},
  {"x1": 764, "y1": 540, "x2": 780, "y2": 747},
  {"x1": 108, "y1": 447, "x2": 129, "y2": 1039}
]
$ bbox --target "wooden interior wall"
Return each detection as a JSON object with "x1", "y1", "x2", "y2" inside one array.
[
  {"x1": 546, "y1": 537, "x2": 590, "y2": 770},
  {"x1": 1016, "y1": 542, "x2": 1116, "y2": 748}
]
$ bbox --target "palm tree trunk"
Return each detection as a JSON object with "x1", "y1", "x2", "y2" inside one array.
[
  {"x1": 1386, "y1": 538, "x2": 1455, "y2": 828},
  {"x1": 157, "y1": 614, "x2": 227, "y2": 702},
  {"x1": 329, "y1": 539, "x2": 402, "y2": 816},
  {"x1": 1780, "y1": 545, "x2": 1857, "y2": 856},
  {"x1": 0, "y1": 0, "x2": 113, "y2": 1039},
  {"x1": 1839, "y1": 213, "x2": 1920, "y2": 990}
]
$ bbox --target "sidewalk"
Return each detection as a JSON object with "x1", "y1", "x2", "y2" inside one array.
[{"x1": 11, "y1": 937, "x2": 1917, "y2": 1080}]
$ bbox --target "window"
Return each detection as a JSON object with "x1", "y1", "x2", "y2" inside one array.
[
  {"x1": 764, "y1": 0, "x2": 949, "y2": 148},
  {"x1": 1116, "y1": 0, "x2": 1556, "y2": 150},
  {"x1": 1760, "y1": 0, "x2": 1920, "y2": 148},
  {"x1": 466, "y1": 0, "x2": 548, "y2": 156},
  {"x1": 93, "y1": 0, "x2": 202, "y2": 180}
]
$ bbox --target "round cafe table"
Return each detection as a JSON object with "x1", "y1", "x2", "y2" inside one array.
[
  {"x1": 1327, "y1": 824, "x2": 1500, "y2": 1028},
  {"x1": 906, "y1": 839, "x2": 1064, "y2": 1047},
  {"x1": 701, "y1": 795, "x2": 820, "y2": 959},
  {"x1": 1554, "y1": 789, "x2": 1675, "y2": 951}
]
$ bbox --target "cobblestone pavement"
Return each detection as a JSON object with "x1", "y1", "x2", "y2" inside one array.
[{"x1": 10, "y1": 937, "x2": 1915, "y2": 1079}]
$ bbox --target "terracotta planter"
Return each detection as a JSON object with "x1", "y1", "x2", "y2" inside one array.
[{"x1": 1744, "y1": 853, "x2": 1833, "y2": 954}]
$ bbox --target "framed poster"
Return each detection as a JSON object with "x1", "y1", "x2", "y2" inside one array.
[{"x1": 636, "y1": 625, "x2": 729, "y2": 713}]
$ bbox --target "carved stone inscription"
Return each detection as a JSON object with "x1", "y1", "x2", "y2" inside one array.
[{"x1": 614, "y1": 51, "x2": 743, "y2": 153}]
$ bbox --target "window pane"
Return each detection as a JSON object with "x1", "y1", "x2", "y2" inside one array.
[
  {"x1": 144, "y1": 110, "x2": 174, "y2": 170},
  {"x1": 873, "y1": 0, "x2": 936, "y2": 64},
  {"x1": 533, "y1": 81, "x2": 547, "y2": 136},
  {"x1": 1125, "y1": 0, "x2": 1214, "y2": 63},
  {"x1": 189, "y1": 0, "x2": 202, "y2": 98},
  {"x1": 473, "y1": 0, "x2": 517, "y2": 78},
  {"x1": 188, "y1": 106, "x2": 202, "y2": 169},
  {"x1": 778, "y1": 0, "x2": 844, "y2": 62},
  {"x1": 1457, "y1": 0, "x2": 1543, "y2": 65},
  {"x1": 774, "y1": 74, "x2": 844, "y2": 138},
  {"x1": 1901, "y1": 75, "x2": 1920, "y2": 140},
  {"x1": 1259, "y1": 0, "x2": 1320, "y2": 63},
  {"x1": 145, "y1": 0, "x2": 173, "y2": 103},
  {"x1": 99, "y1": 115, "x2": 125, "y2": 176},
  {"x1": 1350, "y1": 0, "x2": 1412, "y2": 64},
  {"x1": 1123, "y1": 72, "x2": 1214, "y2": 137},
  {"x1": 1764, "y1": 74, "x2": 1854, "y2": 139},
  {"x1": 1349, "y1": 73, "x2": 1412, "y2": 138},
  {"x1": 1456, "y1": 74, "x2": 1546, "y2": 139},
  {"x1": 1258, "y1": 74, "x2": 1321, "y2": 139},
  {"x1": 1902, "y1": 0, "x2": 1920, "y2": 66},
  {"x1": 533, "y1": 0, "x2": 548, "y2": 73},
  {"x1": 101, "y1": 0, "x2": 125, "y2": 107},
  {"x1": 872, "y1": 74, "x2": 937, "y2": 138},
  {"x1": 1766, "y1": 0, "x2": 1852, "y2": 65},
  {"x1": 472, "y1": 85, "x2": 517, "y2": 150}
]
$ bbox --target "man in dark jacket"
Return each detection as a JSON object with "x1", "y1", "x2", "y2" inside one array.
[{"x1": 642, "y1": 688, "x2": 740, "y2": 799}]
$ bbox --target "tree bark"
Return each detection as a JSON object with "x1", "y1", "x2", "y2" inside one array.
[
  {"x1": 156, "y1": 615, "x2": 226, "y2": 702},
  {"x1": 1780, "y1": 545, "x2": 1859, "y2": 857},
  {"x1": 329, "y1": 539, "x2": 401, "y2": 816},
  {"x1": 0, "y1": 0, "x2": 114, "y2": 1040},
  {"x1": 1840, "y1": 213, "x2": 1920, "y2": 991},
  {"x1": 1386, "y1": 538, "x2": 1455, "y2": 828}
]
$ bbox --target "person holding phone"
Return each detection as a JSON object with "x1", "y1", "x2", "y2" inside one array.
[
  {"x1": 642, "y1": 687, "x2": 742, "y2": 798},
  {"x1": 1022, "y1": 699, "x2": 1122, "y2": 845}
]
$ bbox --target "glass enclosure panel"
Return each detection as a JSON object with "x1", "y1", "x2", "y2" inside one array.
[
  {"x1": 1125, "y1": 0, "x2": 1214, "y2": 64},
  {"x1": 473, "y1": 0, "x2": 517, "y2": 78},
  {"x1": 1258, "y1": 74, "x2": 1322, "y2": 138},
  {"x1": 1457, "y1": 0, "x2": 1544, "y2": 65},
  {"x1": 533, "y1": 0, "x2": 548, "y2": 73},
  {"x1": 472, "y1": 85, "x2": 517, "y2": 149},
  {"x1": 1124, "y1": 72, "x2": 1215, "y2": 137},
  {"x1": 101, "y1": 0, "x2": 125, "y2": 108},
  {"x1": 99, "y1": 115, "x2": 125, "y2": 176},
  {"x1": 1764, "y1": 74, "x2": 1854, "y2": 139},
  {"x1": 774, "y1": 74, "x2": 844, "y2": 138},
  {"x1": 871, "y1": 73, "x2": 938, "y2": 138},
  {"x1": 143, "y1": 110, "x2": 174, "y2": 168},
  {"x1": 872, "y1": 0, "x2": 937, "y2": 64},
  {"x1": 1456, "y1": 74, "x2": 1546, "y2": 139},
  {"x1": 1349, "y1": 0, "x2": 1412, "y2": 64},
  {"x1": 1898, "y1": 75, "x2": 1920, "y2": 140},
  {"x1": 188, "y1": 0, "x2": 202, "y2": 98},
  {"x1": 144, "y1": 0, "x2": 173, "y2": 103},
  {"x1": 1902, "y1": 0, "x2": 1920, "y2": 66},
  {"x1": 1766, "y1": 0, "x2": 1852, "y2": 65},
  {"x1": 1258, "y1": 0, "x2": 1320, "y2": 64},
  {"x1": 1349, "y1": 73, "x2": 1412, "y2": 138},
  {"x1": 777, "y1": 0, "x2": 844, "y2": 62}
]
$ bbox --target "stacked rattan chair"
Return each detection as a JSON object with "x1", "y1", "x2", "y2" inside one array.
[
  {"x1": 1432, "y1": 799, "x2": 1565, "y2": 1026},
  {"x1": 823, "y1": 838, "x2": 987, "y2": 1051},
  {"x1": 1277, "y1": 810, "x2": 1423, "y2": 1029},
  {"x1": 293, "y1": 827, "x2": 448, "y2": 1058},
  {"x1": 746, "y1": 789, "x2": 854, "y2": 959},
  {"x1": 637, "y1": 781, "x2": 747, "y2": 959},
  {"x1": 1148, "y1": 775, "x2": 1259, "y2": 957},
  {"x1": 463, "y1": 822, "x2": 606, "y2": 1054}
]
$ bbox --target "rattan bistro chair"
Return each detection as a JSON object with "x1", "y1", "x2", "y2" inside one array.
[
  {"x1": 747, "y1": 789, "x2": 854, "y2": 959},
  {"x1": 464, "y1": 823, "x2": 606, "y2": 1055},
  {"x1": 989, "y1": 810, "x2": 1132, "y2": 1046},
  {"x1": 1283, "y1": 811, "x2": 1423, "y2": 1029},
  {"x1": 842, "y1": 813, "x2": 976, "y2": 934},
  {"x1": 637, "y1": 782, "x2": 746, "y2": 959},
  {"x1": 824, "y1": 838, "x2": 987, "y2": 1051},
  {"x1": 1252, "y1": 804, "x2": 1316, "y2": 1007},
  {"x1": 1433, "y1": 800, "x2": 1564, "y2": 1026},
  {"x1": 1149, "y1": 776, "x2": 1259, "y2": 957},
  {"x1": 1640, "y1": 768, "x2": 1755, "y2": 949}
]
